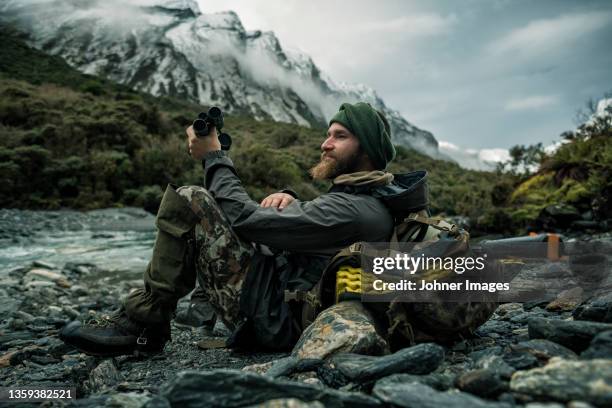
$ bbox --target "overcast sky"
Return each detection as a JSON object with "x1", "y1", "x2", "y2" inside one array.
[{"x1": 200, "y1": 0, "x2": 612, "y2": 151}]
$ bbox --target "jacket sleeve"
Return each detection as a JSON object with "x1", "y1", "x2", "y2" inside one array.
[{"x1": 202, "y1": 151, "x2": 393, "y2": 253}]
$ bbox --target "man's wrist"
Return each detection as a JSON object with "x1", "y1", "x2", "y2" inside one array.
[
  {"x1": 279, "y1": 188, "x2": 299, "y2": 199},
  {"x1": 202, "y1": 149, "x2": 225, "y2": 160},
  {"x1": 201, "y1": 150, "x2": 226, "y2": 168}
]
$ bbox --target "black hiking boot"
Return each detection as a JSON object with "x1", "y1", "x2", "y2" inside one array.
[{"x1": 59, "y1": 309, "x2": 171, "y2": 357}]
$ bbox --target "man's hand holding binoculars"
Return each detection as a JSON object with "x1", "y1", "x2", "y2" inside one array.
[
  {"x1": 187, "y1": 106, "x2": 232, "y2": 160},
  {"x1": 187, "y1": 125, "x2": 220, "y2": 160}
]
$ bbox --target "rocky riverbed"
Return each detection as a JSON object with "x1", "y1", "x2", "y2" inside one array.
[
  {"x1": 0, "y1": 210, "x2": 611, "y2": 407},
  {"x1": 2, "y1": 259, "x2": 611, "y2": 407}
]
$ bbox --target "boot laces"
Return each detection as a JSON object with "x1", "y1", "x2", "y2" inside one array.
[{"x1": 85, "y1": 310, "x2": 126, "y2": 328}]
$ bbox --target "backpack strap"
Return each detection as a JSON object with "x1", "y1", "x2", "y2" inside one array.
[{"x1": 404, "y1": 213, "x2": 459, "y2": 235}]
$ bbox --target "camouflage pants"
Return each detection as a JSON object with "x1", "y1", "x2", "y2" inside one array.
[{"x1": 124, "y1": 185, "x2": 253, "y2": 330}]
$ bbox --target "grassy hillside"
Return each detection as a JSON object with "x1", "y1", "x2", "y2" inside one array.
[
  {"x1": 500, "y1": 109, "x2": 612, "y2": 231},
  {"x1": 0, "y1": 26, "x2": 510, "y2": 232}
]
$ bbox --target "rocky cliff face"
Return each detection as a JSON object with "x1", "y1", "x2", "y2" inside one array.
[{"x1": 1, "y1": 0, "x2": 438, "y2": 155}]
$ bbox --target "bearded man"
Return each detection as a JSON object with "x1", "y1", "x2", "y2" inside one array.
[{"x1": 60, "y1": 102, "x2": 399, "y2": 356}]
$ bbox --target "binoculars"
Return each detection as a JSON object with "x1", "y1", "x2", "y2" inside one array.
[{"x1": 193, "y1": 106, "x2": 232, "y2": 150}]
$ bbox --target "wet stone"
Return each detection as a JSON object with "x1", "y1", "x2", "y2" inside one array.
[
  {"x1": 318, "y1": 343, "x2": 445, "y2": 387},
  {"x1": 32, "y1": 260, "x2": 57, "y2": 270},
  {"x1": 456, "y1": 368, "x2": 508, "y2": 398},
  {"x1": 474, "y1": 355, "x2": 516, "y2": 380},
  {"x1": 0, "y1": 289, "x2": 20, "y2": 316},
  {"x1": 528, "y1": 317, "x2": 612, "y2": 352},
  {"x1": 502, "y1": 349, "x2": 540, "y2": 370},
  {"x1": 263, "y1": 357, "x2": 323, "y2": 379},
  {"x1": 469, "y1": 346, "x2": 503, "y2": 362},
  {"x1": 510, "y1": 357, "x2": 612, "y2": 406},
  {"x1": 474, "y1": 320, "x2": 514, "y2": 337},
  {"x1": 567, "y1": 402, "x2": 597, "y2": 408},
  {"x1": 374, "y1": 372, "x2": 456, "y2": 392},
  {"x1": 495, "y1": 303, "x2": 524, "y2": 318},
  {"x1": 546, "y1": 287, "x2": 584, "y2": 312},
  {"x1": 373, "y1": 381, "x2": 511, "y2": 408},
  {"x1": 573, "y1": 293, "x2": 612, "y2": 323},
  {"x1": 23, "y1": 269, "x2": 71, "y2": 288},
  {"x1": 510, "y1": 339, "x2": 578, "y2": 365},
  {"x1": 104, "y1": 391, "x2": 153, "y2": 408},
  {"x1": 581, "y1": 330, "x2": 612, "y2": 359},
  {"x1": 84, "y1": 359, "x2": 124, "y2": 394},
  {"x1": 175, "y1": 298, "x2": 216, "y2": 328},
  {"x1": 157, "y1": 369, "x2": 381, "y2": 408},
  {"x1": 245, "y1": 398, "x2": 325, "y2": 408}
]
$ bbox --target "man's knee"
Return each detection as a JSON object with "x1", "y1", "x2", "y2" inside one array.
[{"x1": 175, "y1": 185, "x2": 216, "y2": 209}]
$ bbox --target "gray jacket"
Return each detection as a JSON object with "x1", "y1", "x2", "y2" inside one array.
[{"x1": 203, "y1": 150, "x2": 394, "y2": 255}]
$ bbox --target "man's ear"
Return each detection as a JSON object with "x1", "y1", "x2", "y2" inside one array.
[{"x1": 358, "y1": 149, "x2": 377, "y2": 171}]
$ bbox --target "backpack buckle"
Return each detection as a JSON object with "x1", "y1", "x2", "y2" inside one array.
[
  {"x1": 349, "y1": 242, "x2": 363, "y2": 254},
  {"x1": 284, "y1": 290, "x2": 307, "y2": 302},
  {"x1": 136, "y1": 336, "x2": 148, "y2": 345}
]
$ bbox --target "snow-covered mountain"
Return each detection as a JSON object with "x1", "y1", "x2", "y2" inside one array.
[{"x1": 0, "y1": 0, "x2": 438, "y2": 155}]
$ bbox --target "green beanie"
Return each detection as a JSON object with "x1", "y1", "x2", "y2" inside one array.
[{"x1": 329, "y1": 102, "x2": 396, "y2": 170}]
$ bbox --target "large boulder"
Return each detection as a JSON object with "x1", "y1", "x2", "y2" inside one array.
[{"x1": 291, "y1": 301, "x2": 388, "y2": 360}]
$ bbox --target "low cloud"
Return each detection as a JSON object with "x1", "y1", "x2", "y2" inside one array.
[
  {"x1": 439, "y1": 141, "x2": 510, "y2": 171},
  {"x1": 505, "y1": 95, "x2": 559, "y2": 111},
  {"x1": 362, "y1": 13, "x2": 456, "y2": 36},
  {"x1": 488, "y1": 11, "x2": 612, "y2": 56}
]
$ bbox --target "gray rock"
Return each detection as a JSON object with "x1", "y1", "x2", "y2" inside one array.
[
  {"x1": 474, "y1": 355, "x2": 516, "y2": 380},
  {"x1": 528, "y1": 318, "x2": 612, "y2": 352},
  {"x1": 263, "y1": 357, "x2": 323, "y2": 379},
  {"x1": 469, "y1": 346, "x2": 503, "y2": 362},
  {"x1": 568, "y1": 253, "x2": 609, "y2": 293},
  {"x1": 157, "y1": 369, "x2": 381, "y2": 407},
  {"x1": 581, "y1": 330, "x2": 612, "y2": 359},
  {"x1": 70, "y1": 395, "x2": 111, "y2": 407},
  {"x1": 373, "y1": 381, "x2": 510, "y2": 408},
  {"x1": 495, "y1": 303, "x2": 524, "y2": 318},
  {"x1": 105, "y1": 391, "x2": 152, "y2": 408},
  {"x1": 318, "y1": 343, "x2": 445, "y2": 387},
  {"x1": 84, "y1": 359, "x2": 124, "y2": 394},
  {"x1": 0, "y1": 289, "x2": 20, "y2": 316},
  {"x1": 212, "y1": 320, "x2": 233, "y2": 337},
  {"x1": 567, "y1": 402, "x2": 596, "y2": 408},
  {"x1": 502, "y1": 350, "x2": 539, "y2": 370},
  {"x1": 23, "y1": 269, "x2": 70, "y2": 287},
  {"x1": 504, "y1": 339, "x2": 578, "y2": 370},
  {"x1": 510, "y1": 357, "x2": 612, "y2": 406},
  {"x1": 374, "y1": 372, "x2": 456, "y2": 392},
  {"x1": 475, "y1": 320, "x2": 514, "y2": 336},
  {"x1": 245, "y1": 399, "x2": 325, "y2": 408},
  {"x1": 573, "y1": 294, "x2": 612, "y2": 323},
  {"x1": 456, "y1": 369, "x2": 508, "y2": 398},
  {"x1": 32, "y1": 260, "x2": 57, "y2": 270},
  {"x1": 175, "y1": 299, "x2": 216, "y2": 328},
  {"x1": 511, "y1": 339, "x2": 578, "y2": 364}
]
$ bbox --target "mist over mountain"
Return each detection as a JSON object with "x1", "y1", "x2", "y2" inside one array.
[{"x1": 1, "y1": 0, "x2": 440, "y2": 156}]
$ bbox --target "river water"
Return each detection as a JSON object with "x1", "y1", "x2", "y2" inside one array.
[{"x1": 0, "y1": 208, "x2": 156, "y2": 277}]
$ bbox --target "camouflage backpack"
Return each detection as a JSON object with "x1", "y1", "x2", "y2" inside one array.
[{"x1": 291, "y1": 171, "x2": 498, "y2": 350}]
